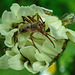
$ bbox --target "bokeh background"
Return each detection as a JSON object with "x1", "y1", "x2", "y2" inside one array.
[{"x1": 0, "y1": 0, "x2": 75, "y2": 75}]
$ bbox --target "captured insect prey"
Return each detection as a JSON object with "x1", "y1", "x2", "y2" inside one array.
[{"x1": 14, "y1": 13, "x2": 56, "y2": 52}]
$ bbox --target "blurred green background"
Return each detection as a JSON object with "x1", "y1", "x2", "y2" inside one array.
[{"x1": 0, "y1": 0, "x2": 75, "y2": 75}]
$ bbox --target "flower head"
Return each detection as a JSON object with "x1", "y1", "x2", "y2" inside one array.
[{"x1": 0, "y1": 3, "x2": 75, "y2": 74}]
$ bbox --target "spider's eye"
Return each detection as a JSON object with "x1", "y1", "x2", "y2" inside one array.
[
  {"x1": 26, "y1": 26, "x2": 30, "y2": 28},
  {"x1": 43, "y1": 22, "x2": 45, "y2": 24},
  {"x1": 39, "y1": 24, "x2": 41, "y2": 26}
]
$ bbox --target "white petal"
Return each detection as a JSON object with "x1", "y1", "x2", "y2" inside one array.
[
  {"x1": 57, "y1": 26, "x2": 68, "y2": 39},
  {"x1": 0, "y1": 23, "x2": 13, "y2": 36},
  {"x1": 32, "y1": 61, "x2": 49, "y2": 72},
  {"x1": 42, "y1": 39, "x2": 57, "y2": 58},
  {"x1": 24, "y1": 61, "x2": 37, "y2": 74},
  {"x1": 27, "y1": 39, "x2": 42, "y2": 52},
  {"x1": 6, "y1": 51, "x2": 16, "y2": 57},
  {"x1": 4, "y1": 29, "x2": 18, "y2": 47},
  {"x1": 0, "y1": 24, "x2": 8, "y2": 35},
  {"x1": 33, "y1": 32, "x2": 46, "y2": 40},
  {"x1": 17, "y1": 6, "x2": 35, "y2": 19},
  {"x1": 50, "y1": 20, "x2": 62, "y2": 30},
  {"x1": 2, "y1": 10, "x2": 18, "y2": 24},
  {"x1": 24, "y1": 61, "x2": 49, "y2": 74},
  {"x1": 42, "y1": 39, "x2": 64, "y2": 59},
  {"x1": 0, "y1": 54, "x2": 10, "y2": 69},
  {"x1": 10, "y1": 3, "x2": 20, "y2": 16},
  {"x1": 8, "y1": 54, "x2": 24, "y2": 70},
  {"x1": 11, "y1": 43, "x2": 19, "y2": 54},
  {"x1": 20, "y1": 46, "x2": 36, "y2": 62},
  {"x1": 50, "y1": 26, "x2": 68, "y2": 39},
  {"x1": 66, "y1": 29, "x2": 75, "y2": 43},
  {"x1": 35, "y1": 50, "x2": 52, "y2": 62},
  {"x1": 54, "y1": 40, "x2": 65, "y2": 53},
  {"x1": 6, "y1": 43, "x2": 20, "y2": 57},
  {"x1": 18, "y1": 33, "x2": 30, "y2": 47},
  {"x1": 44, "y1": 15, "x2": 58, "y2": 23},
  {"x1": 45, "y1": 18, "x2": 60, "y2": 33},
  {"x1": 30, "y1": 4, "x2": 45, "y2": 15}
]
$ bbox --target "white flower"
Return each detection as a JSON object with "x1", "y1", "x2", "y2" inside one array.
[{"x1": 0, "y1": 3, "x2": 75, "y2": 74}]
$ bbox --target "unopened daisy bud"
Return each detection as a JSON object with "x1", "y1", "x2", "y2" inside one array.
[{"x1": 61, "y1": 13, "x2": 75, "y2": 27}]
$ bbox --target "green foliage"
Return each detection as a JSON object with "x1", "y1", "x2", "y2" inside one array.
[
  {"x1": 68, "y1": 23, "x2": 75, "y2": 31},
  {"x1": 0, "y1": 40, "x2": 5, "y2": 57},
  {"x1": 0, "y1": 69, "x2": 39, "y2": 75},
  {"x1": 59, "y1": 41, "x2": 75, "y2": 67},
  {"x1": 54, "y1": 41, "x2": 75, "y2": 75}
]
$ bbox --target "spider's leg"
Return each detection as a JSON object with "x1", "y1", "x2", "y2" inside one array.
[
  {"x1": 30, "y1": 32, "x2": 41, "y2": 53},
  {"x1": 37, "y1": 14, "x2": 43, "y2": 22},
  {"x1": 37, "y1": 14, "x2": 45, "y2": 30},
  {"x1": 27, "y1": 16, "x2": 36, "y2": 22},
  {"x1": 22, "y1": 16, "x2": 31, "y2": 23},
  {"x1": 32, "y1": 13, "x2": 37, "y2": 18},
  {"x1": 37, "y1": 27, "x2": 55, "y2": 48},
  {"x1": 44, "y1": 32, "x2": 55, "y2": 48},
  {"x1": 30, "y1": 14, "x2": 45, "y2": 30},
  {"x1": 46, "y1": 32, "x2": 56, "y2": 40},
  {"x1": 31, "y1": 13, "x2": 43, "y2": 22}
]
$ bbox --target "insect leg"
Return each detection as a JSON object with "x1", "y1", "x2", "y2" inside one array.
[{"x1": 30, "y1": 32, "x2": 41, "y2": 53}]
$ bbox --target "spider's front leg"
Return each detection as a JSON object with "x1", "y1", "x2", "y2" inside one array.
[
  {"x1": 30, "y1": 32, "x2": 41, "y2": 53},
  {"x1": 36, "y1": 14, "x2": 45, "y2": 30},
  {"x1": 44, "y1": 32, "x2": 55, "y2": 48},
  {"x1": 31, "y1": 13, "x2": 43, "y2": 22},
  {"x1": 37, "y1": 27, "x2": 55, "y2": 48},
  {"x1": 22, "y1": 16, "x2": 32, "y2": 23}
]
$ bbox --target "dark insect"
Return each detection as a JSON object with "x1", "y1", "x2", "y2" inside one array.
[{"x1": 18, "y1": 13, "x2": 55, "y2": 52}]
